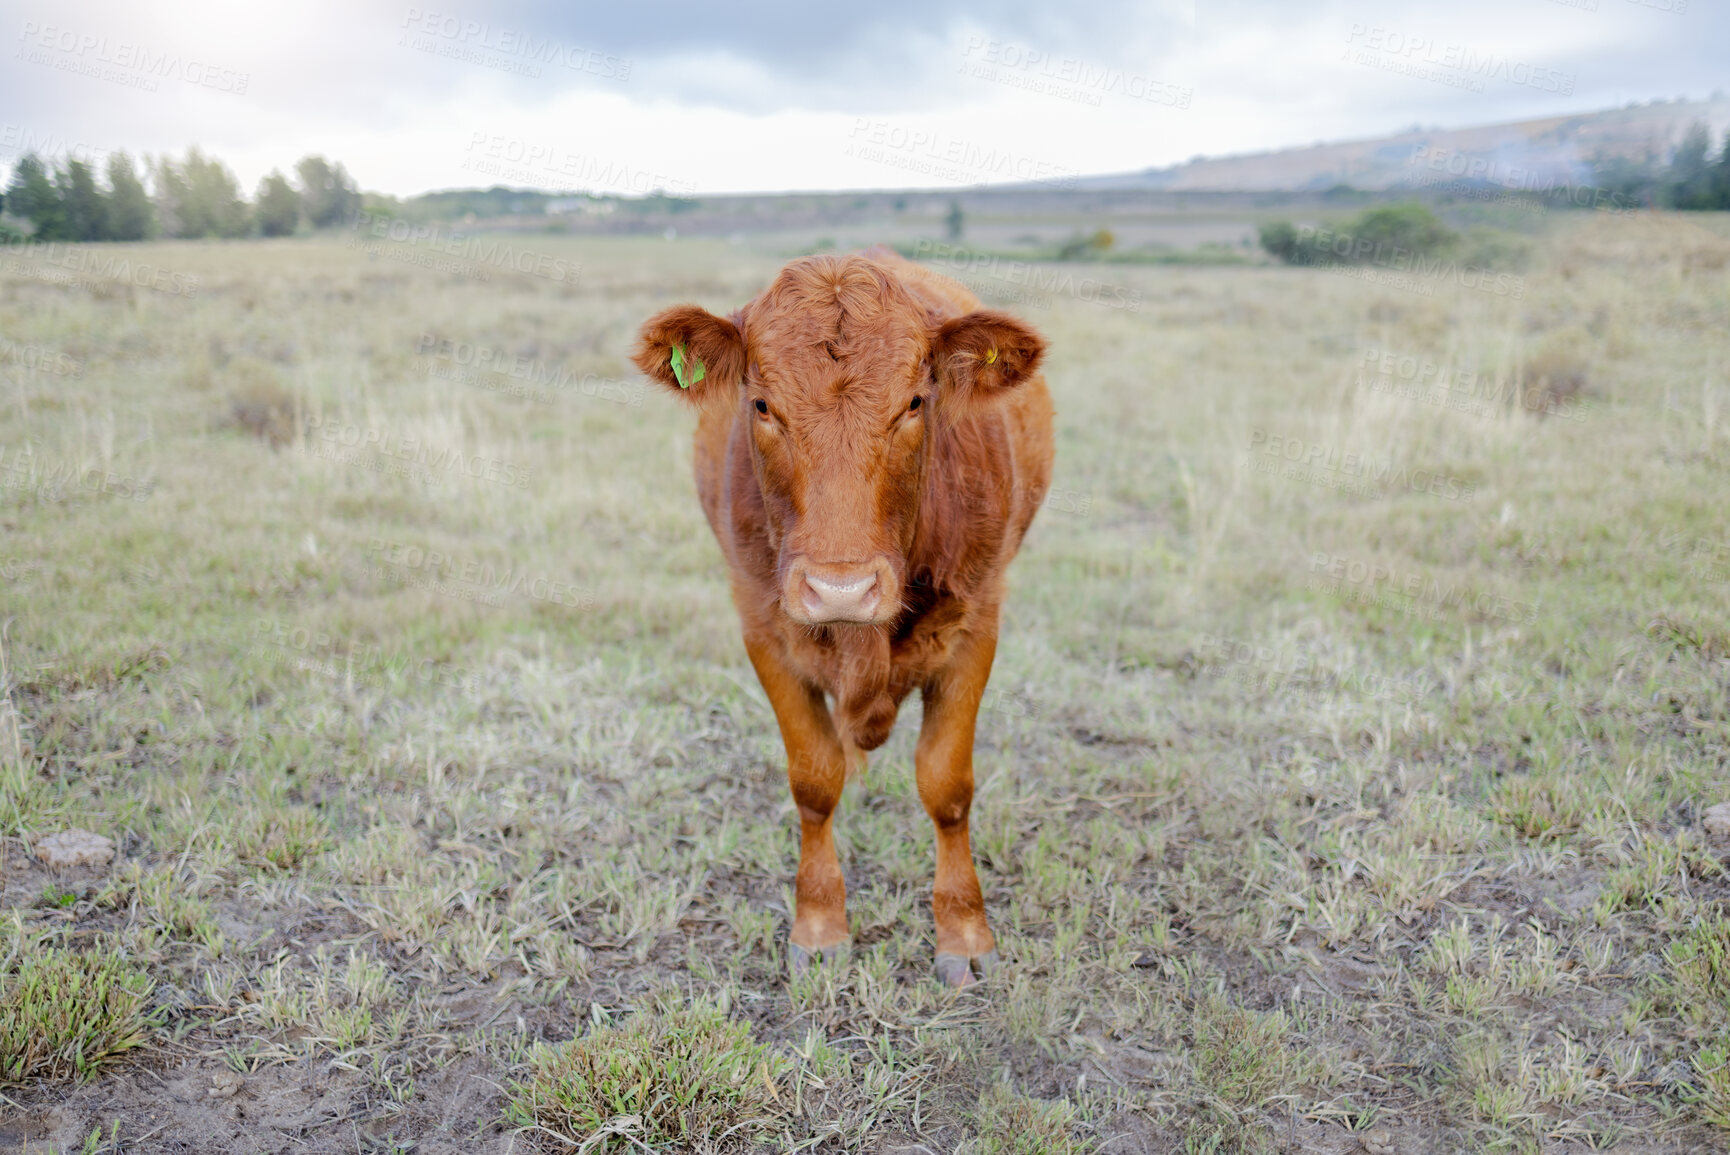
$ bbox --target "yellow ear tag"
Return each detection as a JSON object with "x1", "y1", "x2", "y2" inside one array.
[{"x1": 985, "y1": 348, "x2": 998, "y2": 364}]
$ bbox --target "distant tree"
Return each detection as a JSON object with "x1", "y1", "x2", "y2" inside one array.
[
  {"x1": 1715, "y1": 129, "x2": 1730, "y2": 210},
  {"x1": 6, "y1": 154, "x2": 68, "y2": 240},
  {"x1": 105, "y1": 152, "x2": 154, "y2": 240},
  {"x1": 55, "y1": 159, "x2": 108, "y2": 241},
  {"x1": 1670, "y1": 121, "x2": 1717, "y2": 209},
  {"x1": 150, "y1": 155, "x2": 189, "y2": 238},
  {"x1": 945, "y1": 198, "x2": 964, "y2": 241},
  {"x1": 155, "y1": 149, "x2": 249, "y2": 238},
  {"x1": 1582, "y1": 150, "x2": 1660, "y2": 210},
  {"x1": 255, "y1": 171, "x2": 301, "y2": 237},
  {"x1": 295, "y1": 155, "x2": 361, "y2": 228}
]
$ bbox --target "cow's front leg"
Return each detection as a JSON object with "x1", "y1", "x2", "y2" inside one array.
[
  {"x1": 744, "y1": 632, "x2": 850, "y2": 973},
  {"x1": 917, "y1": 624, "x2": 999, "y2": 987}
]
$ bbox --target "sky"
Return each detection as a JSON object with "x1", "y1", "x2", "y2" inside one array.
[{"x1": 2, "y1": 0, "x2": 1724, "y2": 198}]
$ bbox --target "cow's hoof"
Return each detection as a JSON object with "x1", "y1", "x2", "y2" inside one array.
[
  {"x1": 935, "y1": 950, "x2": 998, "y2": 987},
  {"x1": 788, "y1": 941, "x2": 849, "y2": 976}
]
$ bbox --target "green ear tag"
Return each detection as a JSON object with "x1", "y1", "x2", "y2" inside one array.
[{"x1": 670, "y1": 343, "x2": 706, "y2": 389}]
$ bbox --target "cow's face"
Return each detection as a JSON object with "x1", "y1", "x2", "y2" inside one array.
[{"x1": 633, "y1": 256, "x2": 1044, "y2": 626}]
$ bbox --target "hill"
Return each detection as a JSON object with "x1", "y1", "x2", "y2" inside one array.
[{"x1": 1074, "y1": 96, "x2": 1730, "y2": 192}]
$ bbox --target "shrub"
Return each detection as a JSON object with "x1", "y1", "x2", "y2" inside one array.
[{"x1": 1260, "y1": 202, "x2": 1456, "y2": 267}]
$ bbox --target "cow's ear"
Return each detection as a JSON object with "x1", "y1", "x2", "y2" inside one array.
[
  {"x1": 932, "y1": 310, "x2": 1046, "y2": 404},
  {"x1": 631, "y1": 305, "x2": 745, "y2": 404}
]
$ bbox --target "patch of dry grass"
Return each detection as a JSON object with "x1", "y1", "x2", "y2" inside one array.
[{"x1": 0, "y1": 213, "x2": 1728, "y2": 1149}]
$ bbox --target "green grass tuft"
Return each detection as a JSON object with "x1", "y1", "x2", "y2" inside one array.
[
  {"x1": 506, "y1": 1000, "x2": 787, "y2": 1150},
  {"x1": 971, "y1": 1083, "x2": 1088, "y2": 1154},
  {"x1": 1191, "y1": 996, "x2": 1302, "y2": 1110},
  {"x1": 0, "y1": 944, "x2": 157, "y2": 1085},
  {"x1": 1668, "y1": 913, "x2": 1730, "y2": 1027}
]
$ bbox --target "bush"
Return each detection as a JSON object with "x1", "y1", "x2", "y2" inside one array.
[
  {"x1": 1257, "y1": 220, "x2": 1304, "y2": 264},
  {"x1": 1056, "y1": 228, "x2": 1115, "y2": 260},
  {"x1": 1260, "y1": 202, "x2": 1456, "y2": 267},
  {"x1": 1348, "y1": 203, "x2": 1454, "y2": 255}
]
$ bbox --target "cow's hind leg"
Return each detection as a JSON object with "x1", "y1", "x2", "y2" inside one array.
[
  {"x1": 917, "y1": 625, "x2": 999, "y2": 987},
  {"x1": 744, "y1": 633, "x2": 851, "y2": 973}
]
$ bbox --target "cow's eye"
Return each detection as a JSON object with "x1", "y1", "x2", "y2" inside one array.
[
  {"x1": 754, "y1": 399, "x2": 769, "y2": 415},
  {"x1": 908, "y1": 396, "x2": 923, "y2": 412}
]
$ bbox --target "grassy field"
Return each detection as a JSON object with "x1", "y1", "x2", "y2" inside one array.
[{"x1": 2, "y1": 210, "x2": 1729, "y2": 1153}]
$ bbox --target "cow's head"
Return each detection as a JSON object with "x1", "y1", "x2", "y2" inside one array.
[{"x1": 633, "y1": 255, "x2": 1045, "y2": 626}]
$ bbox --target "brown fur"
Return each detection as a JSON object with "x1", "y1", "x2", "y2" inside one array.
[{"x1": 632, "y1": 246, "x2": 1054, "y2": 978}]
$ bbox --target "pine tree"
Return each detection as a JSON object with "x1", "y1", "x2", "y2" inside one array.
[
  {"x1": 1670, "y1": 122, "x2": 1716, "y2": 210},
  {"x1": 56, "y1": 159, "x2": 109, "y2": 241},
  {"x1": 255, "y1": 171, "x2": 301, "y2": 237},
  {"x1": 105, "y1": 152, "x2": 155, "y2": 241},
  {"x1": 1714, "y1": 129, "x2": 1730, "y2": 211},
  {"x1": 6, "y1": 153, "x2": 68, "y2": 240}
]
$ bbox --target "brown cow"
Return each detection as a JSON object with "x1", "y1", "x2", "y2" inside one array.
[{"x1": 631, "y1": 246, "x2": 1053, "y2": 986}]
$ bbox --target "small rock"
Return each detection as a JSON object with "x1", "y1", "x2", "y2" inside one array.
[
  {"x1": 1360, "y1": 1128, "x2": 1396, "y2": 1155},
  {"x1": 33, "y1": 829, "x2": 115, "y2": 868},
  {"x1": 208, "y1": 1069, "x2": 244, "y2": 1099},
  {"x1": 1131, "y1": 951, "x2": 1160, "y2": 969},
  {"x1": 1705, "y1": 801, "x2": 1730, "y2": 838}
]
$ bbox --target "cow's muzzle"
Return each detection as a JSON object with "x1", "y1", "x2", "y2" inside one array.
[{"x1": 783, "y1": 556, "x2": 898, "y2": 625}]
